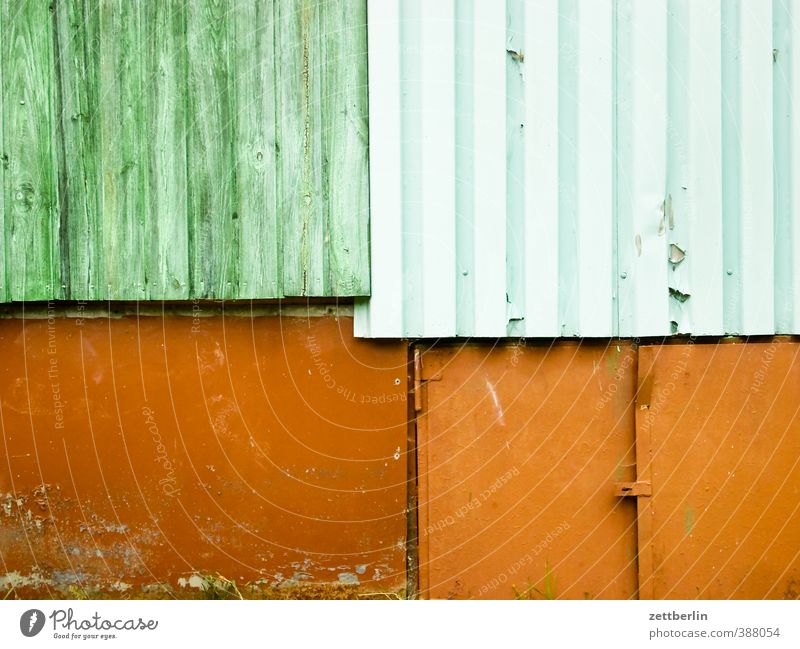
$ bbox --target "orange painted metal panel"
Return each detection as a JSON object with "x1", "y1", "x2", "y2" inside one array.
[
  {"x1": 417, "y1": 341, "x2": 639, "y2": 599},
  {"x1": 0, "y1": 315, "x2": 408, "y2": 597},
  {"x1": 637, "y1": 341, "x2": 800, "y2": 599}
]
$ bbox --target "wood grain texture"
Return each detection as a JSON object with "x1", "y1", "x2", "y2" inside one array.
[
  {"x1": 54, "y1": 0, "x2": 102, "y2": 299},
  {"x1": 186, "y1": 0, "x2": 238, "y2": 299},
  {"x1": 322, "y1": 0, "x2": 369, "y2": 296},
  {"x1": 278, "y1": 0, "x2": 325, "y2": 296},
  {"x1": 0, "y1": 0, "x2": 369, "y2": 301},
  {"x1": 2, "y1": 1, "x2": 60, "y2": 300},
  {"x1": 97, "y1": 0, "x2": 147, "y2": 299},
  {"x1": 232, "y1": 0, "x2": 280, "y2": 298},
  {"x1": 142, "y1": 0, "x2": 190, "y2": 300},
  {"x1": 0, "y1": 3, "x2": 5, "y2": 302}
]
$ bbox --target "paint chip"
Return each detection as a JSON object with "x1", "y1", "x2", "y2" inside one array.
[
  {"x1": 669, "y1": 244, "x2": 686, "y2": 265},
  {"x1": 669, "y1": 288, "x2": 690, "y2": 303},
  {"x1": 338, "y1": 572, "x2": 359, "y2": 585},
  {"x1": 506, "y1": 48, "x2": 524, "y2": 63},
  {"x1": 178, "y1": 574, "x2": 207, "y2": 590}
]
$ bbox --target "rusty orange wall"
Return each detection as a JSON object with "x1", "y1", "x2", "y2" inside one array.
[
  {"x1": 0, "y1": 315, "x2": 408, "y2": 597},
  {"x1": 416, "y1": 341, "x2": 639, "y2": 600},
  {"x1": 635, "y1": 341, "x2": 800, "y2": 599},
  {"x1": 415, "y1": 338, "x2": 800, "y2": 600},
  {"x1": 4, "y1": 322, "x2": 800, "y2": 601}
]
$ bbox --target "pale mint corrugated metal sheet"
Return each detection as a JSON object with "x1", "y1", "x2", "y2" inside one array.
[{"x1": 355, "y1": 0, "x2": 800, "y2": 338}]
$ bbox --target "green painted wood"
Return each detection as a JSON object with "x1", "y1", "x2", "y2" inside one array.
[
  {"x1": 2, "y1": 1, "x2": 60, "y2": 300},
  {"x1": 278, "y1": 0, "x2": 325, "y2": 296},
  {"x1": 55, "y1": 0, "x2": 190, "y2": 301},
  {"x1": 0, "y1": 5, "x2": 5, "y2": 303},
  {"x1": 142, "y1": 0, "x2": 189, "y2": 300},
  {"x1": 54, "y1": 0, "x2": 102, "y2": 300},
  {"x1": 0, "y1": 0, "x2": 369, "y2": 302},
  {"x1": 322, "y1": 0, "x2": 370, "y2": 296},
  {"x1": 186, "y1": 0, "x2": 239, "y2": 300},
  {"x1": 232, "y1": 0, "x2": 279, "y2": 299},
  {"x1": 97, "y1": 0, "x2": 147, "y2": 299},
  {"x1": 277, "y1": 0, "x2": 371, "y2": 297}
]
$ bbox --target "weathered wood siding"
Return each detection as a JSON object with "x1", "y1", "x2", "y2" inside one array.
[{"x1": 0, "y1": 0, "x2": 370, "y2": 300}]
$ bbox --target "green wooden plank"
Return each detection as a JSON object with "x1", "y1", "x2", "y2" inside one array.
[
  {"x1": 142, "y1": 0, "x2": 189, "y2": 299},
  {"x1": 0, "y1": 0, "x2": 371, "y2": 303},
  {"x1": 233, "y1": 0, "x2": 280, "y2": 298},
  {"x1": 186, "y1": 0, "x2": 239, "y2": 300},
  {"x1": 0, "y1": 3, "x2": 5, "y2": 302},
  {"x1": 2, "y1": 1, "x2": 60, "y2": 300},
  {"x1": 54, "y1": 0, "x2": 103, "y2": 300},
  {"x1": 97, "y1": 0, "x2": 146, "y2": 299},
  {"x1": 322, "y1": 0, "x2": 370, "y2": 295},
  {"x1": 56, "y1": 0, "x2": 189, "y2": 301},
  {"x1": 278, "y1": 0, "x2": 325, "y2": 296}
]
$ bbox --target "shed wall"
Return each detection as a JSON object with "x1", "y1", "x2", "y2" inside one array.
[
  {"x1": 0, "y1": 0, "x2": 370, "y2": 301},
  {"x1": 356, "y1": 0, "x2": 800, "y2": 338}
]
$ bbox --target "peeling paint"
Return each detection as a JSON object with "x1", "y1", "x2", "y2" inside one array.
[
  {"x1": 337, "y1": 572, "x2": 359, "y2": 585},
  {"x1": 177, "y1": 574, "x2": 207, "y2": 590},
  {"x1": 79, "y1": 521, "x2": 128, "y2": 535},
  {"x1": 0, "y1": 316, "x2": 407, "y2": 598},
  {"x1": 290, "y1": 572, "x2": 313, "y2": 582},
  {"x1": 506, "y1": 48, "x2": 524, "y2": 63},
  {"x1": 669, "y1": 288, "x2": 690, "y2": 303},
  {"x1": 0, "y1": 571, "x2": 51, "y2": 590},
  {"x1": 669, "y1": 244, "x2": 686, "y2": 265}
]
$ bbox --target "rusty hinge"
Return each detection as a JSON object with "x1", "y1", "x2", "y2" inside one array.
[{"x1": 614, "y1": 481, "x2": 652, "y2": 497}]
